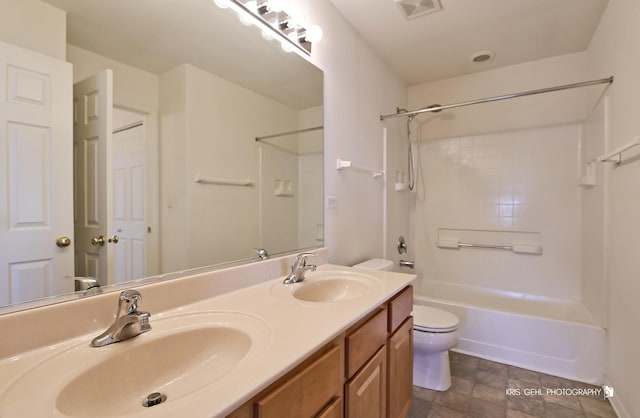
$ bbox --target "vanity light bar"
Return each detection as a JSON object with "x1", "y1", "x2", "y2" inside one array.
[{"x1": 213, "y1": 0, "x2": 323, "y2": 56}]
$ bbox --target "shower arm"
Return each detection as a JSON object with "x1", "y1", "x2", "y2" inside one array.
[{"x1": 380, "y1": 76, "x2": 614, "y2": 121}]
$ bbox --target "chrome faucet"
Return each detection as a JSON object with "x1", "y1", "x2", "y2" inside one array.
[
  {"x1": 283, "y1": 252, "x2": 318, "y2": 284},
  {"x1": 90, "y1": 289, "x2": 151, "y2": 347},
  {"x1": 254, "y1": 247, "x2": 270, "y2": 260}
]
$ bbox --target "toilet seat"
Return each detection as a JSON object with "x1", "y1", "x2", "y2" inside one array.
[{"x1": 413, "y1": 305, "x2": 459, "y2": 333}]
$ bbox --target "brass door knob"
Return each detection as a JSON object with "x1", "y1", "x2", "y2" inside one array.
[
  {"x1": 91, "y1": 235, "x2": 105, "y2": 246},
  {"x1": 56, "y1": 236, "x2": 72, "y2": 247},
  {"x1": 108, "y1": 235, "x2": 119, "y2": 244}
]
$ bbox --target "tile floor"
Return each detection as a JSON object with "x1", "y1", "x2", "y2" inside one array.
[{"x1": 409, "y1": 352, "x2": 617, "y2": 418}]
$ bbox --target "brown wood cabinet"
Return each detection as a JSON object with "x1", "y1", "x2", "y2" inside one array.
[
  {"x1": 226, "y1": 340, "x2": 344, "y2": 418},
  {"x1": 345, "y1": 307, "x2": 387, "y2": 378},
  {"x1": 345, "y1": 346, "x2": 387, "y2": 418},
  {"x1": 227, "y1": 285, "x2": 414, "y2": 418},
  {"x1": 387, "y1": 316, "x2": 413, "y2": 418},
  {"x1": 255, "y1": 344, "x2": 343, "y2": 418}
]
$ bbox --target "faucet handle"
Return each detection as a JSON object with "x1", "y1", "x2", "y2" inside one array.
[
  {"x1": 296, "y1": 252, "x2": 318, "y2": 261},
  {"x1": 293, "y1": 252, "x2": 318, "y2": 268},
  {"x1": 117, "y1": 289, "x2": 142, "y2": 316},
  {"x1": 253, "y1": 248, "x2": 269, "y2": 260}
]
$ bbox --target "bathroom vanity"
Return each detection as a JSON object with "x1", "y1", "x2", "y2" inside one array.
[
  {"x1": 0, "y1": 253, "x2": 415, "y2": 418},
  {"x1": 228, "y1": 285, "x2": 413, "y2": 418}
]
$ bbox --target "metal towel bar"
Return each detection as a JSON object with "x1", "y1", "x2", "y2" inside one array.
[{"x1": 437, "y1": 240, "x2": 542, "y2": 255}]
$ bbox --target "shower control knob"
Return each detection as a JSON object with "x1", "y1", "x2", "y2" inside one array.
[{"x1": 397, "y1": 236, "x2": 407, "y2": 254}]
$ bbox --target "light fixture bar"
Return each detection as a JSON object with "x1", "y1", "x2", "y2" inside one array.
[{"x1": 226, "y1": 0, "x2": 316, "y2": 56}]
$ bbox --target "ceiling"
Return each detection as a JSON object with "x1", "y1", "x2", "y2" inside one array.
[
  {"x1": 328, "y1": 0, "x2": 609, "y2": 85},
  {"x1": 40, "y1": 0, "x2": 323, "y2": 109}
]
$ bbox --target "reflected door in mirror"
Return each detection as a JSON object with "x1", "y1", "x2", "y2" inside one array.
[
  {"x1": 0, "y1": 41, "x2": 74, "y2": 306},
  {"x1": 112, "y1": 108, "x2": 148, "y2": 283},
  {"x1": 73, "y1": 69, "x2": 113, "y2": 284}
]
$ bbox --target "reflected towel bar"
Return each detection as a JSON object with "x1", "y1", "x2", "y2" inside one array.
[
  {"x1": 194, "y1": 175, "x2": 254, "y2": 187},
  {"x1": 255, "y1": 126, "x2": 323, "y2": 141}
]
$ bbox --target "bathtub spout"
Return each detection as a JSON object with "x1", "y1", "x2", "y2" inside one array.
[{"x1": 399, "y1": 260, "x2": 415, "y2": 269}]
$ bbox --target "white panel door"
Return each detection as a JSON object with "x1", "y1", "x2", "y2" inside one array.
[
  {"x1": 112, "y1": 110, "x2": 147, "y2": 283},
  {"x1": 73, "y1": 70, "x2": 113, "y2": 284},
  {"x1": 0, "y1": 41, "x2": 74, "y2": 306}
]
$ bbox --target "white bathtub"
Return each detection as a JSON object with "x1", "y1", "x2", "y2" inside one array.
[{"x1": 414, "y1": 280, "x2": 607, "y2": 385}]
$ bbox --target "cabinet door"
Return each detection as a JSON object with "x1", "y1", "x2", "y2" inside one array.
[
  {"x1": 256, "y1": 345, "x2": 342, "y2": 418},
  {"x1": 345, "y1": 346, "x2": 387, "y2": 418},
  {"x1": 388, "y1": 317, "x2": 413, "y2": 418}
]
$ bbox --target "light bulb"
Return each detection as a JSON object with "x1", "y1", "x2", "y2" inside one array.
[
  {"x1": 238, "y1": 12, "x2": 253, "y2": 26},
  {"x1": 213, "y1": 0, "x2": 231, "y2": 9},
  {"x1": 280, "y1": 39, "x2": 294, "y2": 53},
  {"x1": 261, "y1": 29, "x2": 275, "y2": 40},
  {"x1": 305, "y1": 24, "x2": 323, "y2": 43}
]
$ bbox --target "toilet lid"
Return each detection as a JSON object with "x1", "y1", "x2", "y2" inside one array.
[{"x1": 413, "y1": 305, "x2": 459, "y2": 332}]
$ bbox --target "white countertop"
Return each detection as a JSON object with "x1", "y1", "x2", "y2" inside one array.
[{"x1": 0, "y1": 263, "x2": 415, "y2": 418}]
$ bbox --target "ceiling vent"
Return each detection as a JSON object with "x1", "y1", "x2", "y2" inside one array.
[{"x1": 395, "y1": 0, "x2": 443, "y2": 20}]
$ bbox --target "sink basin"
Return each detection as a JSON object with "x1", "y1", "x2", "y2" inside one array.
[
  {"x1": 272, "y1": 270, "x2": 382, "y2": 303},
  {"x1": 293, "y1": 278, "x2": 370, "y2": 302},
  {"x1": 0, "y1": 311, "x2": 271, "y2": 417}
]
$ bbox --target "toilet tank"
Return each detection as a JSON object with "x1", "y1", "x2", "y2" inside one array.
[{"x1": 352, "y1": 258, "x2": 394, "y2": 271}]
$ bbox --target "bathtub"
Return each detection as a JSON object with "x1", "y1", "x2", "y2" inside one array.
[{"x1": 414, "y1": 279, "x2": 607, "y2": 385}]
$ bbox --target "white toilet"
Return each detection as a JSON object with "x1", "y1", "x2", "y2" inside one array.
[
  {"x1": 352, "y1": 258, "x2": 395, "y2": 272},
  {"x1": 412, "y1": 305, "x2": 460, "y2": 391},
  {"x1": 352, "y1": 258, "x2": 460, "y2": 392}
]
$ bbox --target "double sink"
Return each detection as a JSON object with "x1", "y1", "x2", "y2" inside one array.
[{"x1": 0, "y1": 269, "x2": 382, "y2": 417}]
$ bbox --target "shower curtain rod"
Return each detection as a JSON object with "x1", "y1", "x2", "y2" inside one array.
[
  {"x1": 379, "y1": 76, "x2": 614, "y2": 121},
  {"x1": 255, "y1": 125, "x2": 323, "y2": 141}
]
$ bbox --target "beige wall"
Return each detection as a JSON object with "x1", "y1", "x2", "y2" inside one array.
[
  {"x1": 67, "y1": 45, "x2": 159, "y2": 111},
  {"x1": 295, "y1": 0, "x2": 408, "y2": 266},
  {"x1": 588, "y1": 1, "x2": 640, "y2": 416},
  {"x1": 159, "y1": 64, "x2": 302, "y2": 270},
  {"x1": 0, "y1": 0, "x2": 66, "y2": 60},
  {"x1": 408, "y1": 52, "x2": 590, "y2": 140}
]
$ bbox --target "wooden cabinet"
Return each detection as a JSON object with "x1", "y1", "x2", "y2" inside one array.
[
  {"x1": 316, "y1": 395, "x2": 343, "y2": 418},
  {"x1": 345, "y1": 307, "x2": 387, "y2": 377},
  {"x1": 227, "y1": 341, "x2": 343, "y2": 418},
  {"x1": 388, "y1": 286, "x2": 413, "y2": 333},
  {"x1": 227, "y1": 285, "x2": 414, "y2": 418},
  {"x1": 345, "y1": 346, "x2": 387, "y2": 418},
  {"x1": 387, "y1": 316, "x2": 413, "y2": 418},
  {"x1": 344, "y1": 285, "x2": 413, "y2": 418},
  {"x1": 255, "y1": 344, "x2": 343, "y2": 418}
]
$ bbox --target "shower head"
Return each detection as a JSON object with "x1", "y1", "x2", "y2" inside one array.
[
  {"x1": 422, "y1": 104, "x2": 443, "y2": 113},
  {"x1": 396, "y1": 104, "x2": 443, "y2": 119}
]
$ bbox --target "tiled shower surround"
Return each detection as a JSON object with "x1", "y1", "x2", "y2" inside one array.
[{"x1": 412, "y1": 123, "x2": 584, "y2": 300}]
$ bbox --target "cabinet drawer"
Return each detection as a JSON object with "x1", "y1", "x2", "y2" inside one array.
[
  {"x1": 345, "y1": 307, "x2": 387, "y2": 378},
  {"x1": 388, "y1": 286, "x2": 413, "y2": 333},
  {"x1": 316, "y1": 396, "x2": 343, "y2": 418},
  {"x1": 256, "y1": 344, "x2": 342, "y2": 418}
]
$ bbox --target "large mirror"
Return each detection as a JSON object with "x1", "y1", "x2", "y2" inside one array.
[{"x1": 0, "y1": 0, "x2": 323, "y2": 312}]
